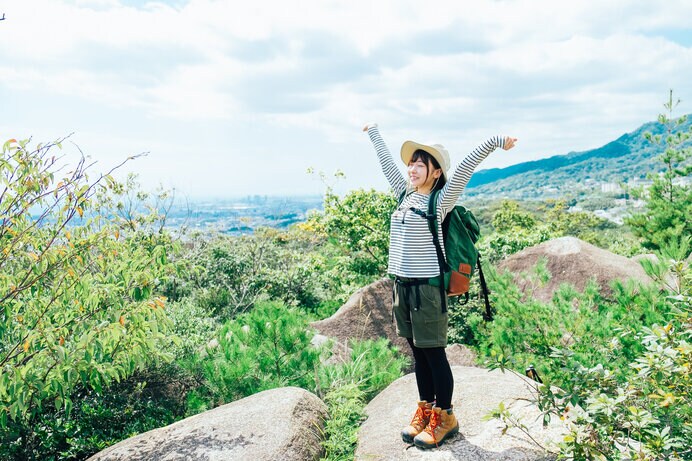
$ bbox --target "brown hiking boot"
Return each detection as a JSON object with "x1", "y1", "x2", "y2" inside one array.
[
  {"x1": 413, "y1": 406, "x2": 459, "y2": 449},
  {"x1": 401, "y1": 401, "x2": 433, "y2": 443}
]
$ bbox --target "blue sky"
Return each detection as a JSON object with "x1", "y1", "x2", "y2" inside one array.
[{"x1": 2, "y1": 0, "x2": 692, "y2": 199}]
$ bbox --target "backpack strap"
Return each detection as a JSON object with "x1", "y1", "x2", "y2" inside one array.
[
  {"x1": 397, "y1": 189, "x2": 407, "y2": 206},
  {"x1": 426, "y1": 190, "x2": 448, "y2": 313},
  {"x1": 476, "y1": 254, "x2": 494, "y2": 321}
]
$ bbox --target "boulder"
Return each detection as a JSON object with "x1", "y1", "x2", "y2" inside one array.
[
  {"x1": 445, "y1": 344, "x2": 478, "y2": 367},
  {"x1": 311, "y1": 278, "x2": 409, "y2": 360},
  {"x1": 356, "y1": 366, "x2": 563, "y2": 460},
  {"x1": 311, "y1": 279, "x2": 480, "y2": 368},
  {"x1": 498, "y1": 237, "x2": 652, "y2": 303},
  {"x1": 88, "y1": 386, "x2": 328, "y2": 461}
]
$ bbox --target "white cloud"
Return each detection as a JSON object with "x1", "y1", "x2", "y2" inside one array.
[{"x1": 2, "y1": 0, "x2": 692, "y2": 196}]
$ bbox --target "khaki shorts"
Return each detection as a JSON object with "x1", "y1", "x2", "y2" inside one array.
[{"x1": 393, "y1": 278, "x2": 448, "y2": 348}]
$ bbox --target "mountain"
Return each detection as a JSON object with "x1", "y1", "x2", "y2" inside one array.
[{"x1": 464, "y1": 115, "x2": 692, "y2": 200}]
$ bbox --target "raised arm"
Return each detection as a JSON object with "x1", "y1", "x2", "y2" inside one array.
[
  {"x1": 438, "y1": 136, "x2": 517, "y2": 212},
  {"x1": 364, "y1": 124, "x2": 407, "y2": 195}
]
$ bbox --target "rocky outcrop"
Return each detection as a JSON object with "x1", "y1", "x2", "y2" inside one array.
[
  {"x1": 498, "y1": 237, "x2": 652, "y2": 303},
  {"x1": 356, "y1": 366, "x2": 564, "y2": 460},
  {"x1": 311, "y1": 277, "x2": 409, "y2": 358},
  {"x1": 88, "y1": 386, "x2": 328, "y2": 461},
  {"x1": 312, "y1": 279, "x2": 481, "y2": 368}
]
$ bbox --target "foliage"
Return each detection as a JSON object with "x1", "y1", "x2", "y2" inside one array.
[
  {"x1": 183, "y1": 305, "x2": 407, "y2": 460},
  {"x1": 318, "y1": 338, "x2": 409, "y2": 401},
  {"x1": 552, "y1": 321, "x2": 690, "y2": 460},
  {"x1": 626, "y1": 90, "x2": 692, "y2": 254},
  {"x1": 187, "y1": 301, "x2": 322, "y2": 411},
  {"x1": 484, "y1": 244, "x2": 691, "y2": 460},
  {"x1": 172, "y1": 232, "x2": 273, "y2": 318},
  {"x1": 163, "y1": 298, "x2": 220, "y2": 359},
  {"x1": 491, "y1": 199, "x2": 536, "y2": 232},
  {"x1": 307, "y1": 187, "x2": 396, "y2": 278},
  {"x1": 0, "y1": 363, "x2": 195, "y2": 461},
  {"x1": 317, "y1": 339, "x2": 407, "y2": 461},
  {"x1": 0, "y1": 138, "x2": 175, "y2": 433},
  {"x1": 319, "y1": 384, "x2": 366, "y2": 461},
  {"x1": 580, "y1": 228, "x2": 644, "y2": 258},
  {"x1": 479, "y1": 199, "x2": 622, "y2": 263},
  {"x1": 479, "y1": 226, "x2": 554, "y2": 263},
  {"x1": 163, "y1": 226, "x2": 354, "y2": 320},
  {"x1": 466, "y1": 259, "x2": 674, "y2": 389}
]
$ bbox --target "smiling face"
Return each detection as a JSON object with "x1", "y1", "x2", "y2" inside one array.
[{"x1": 408, "y1": 150, "x2": 442, "y2": 193}]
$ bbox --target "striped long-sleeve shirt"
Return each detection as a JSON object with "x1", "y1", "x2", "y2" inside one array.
[{"x1": 367, "y1": 125, "x2": 505, "y2": 278}]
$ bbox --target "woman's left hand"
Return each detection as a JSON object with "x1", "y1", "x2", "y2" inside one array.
[{"x1": 503, "y1": 137, "x2": 518, "y2": 150}]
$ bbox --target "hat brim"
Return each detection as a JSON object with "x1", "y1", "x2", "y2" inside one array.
[{"x1": 400, "y1": 141, "x2": 448, "y2": 180}]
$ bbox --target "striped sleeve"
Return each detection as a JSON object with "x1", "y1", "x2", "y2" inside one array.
[
  {"x1": 366, "y1": 125, "x2": 407, "y2": 196},
  {"x1": 438, "y1": 136, "x2": 505, "y2": 213}
]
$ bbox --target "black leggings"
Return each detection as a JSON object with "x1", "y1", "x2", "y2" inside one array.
[{"x1": 407, "y1": 338, "x2": 454, "y2": 410}]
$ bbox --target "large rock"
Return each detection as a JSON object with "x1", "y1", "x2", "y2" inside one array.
[
  {"x1": 356, "y1": 366, "x2": 564, "y2": 460},
  {"x1": 498, "y1": 237, "x2": 652, "y2": 303},
  {"x1": 311, "y1": 277, "x2": 409, "y2": 359},
  {"x1": 88, "y1": 386, "x2": 328, "y2": 461},
  {"x1": 312, "y1": 279, "x2": 480, "y2": 368}
]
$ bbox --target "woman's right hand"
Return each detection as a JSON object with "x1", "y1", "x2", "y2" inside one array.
[{"x1": 362, "y1": 123, "x2": 377, "y2": 132}]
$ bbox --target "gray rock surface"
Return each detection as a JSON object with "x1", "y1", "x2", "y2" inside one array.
[
  {"x1": 498, "y1": 236, "x2": 652, "y2": 303},
  {"x1": 88, "y1": 386, "x2": 328, "y2": 461},
  {"x1": 445, "y1": 344, "x2": 478, "y2": 367},
  {"x1": 311, "y1": 278, "x2": 410, "y2": 361},
  {"x1": 356, "y1": 366, "x2": 564, "y2": 460}
]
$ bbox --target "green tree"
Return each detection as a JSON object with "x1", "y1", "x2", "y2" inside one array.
[
  {"x1": 0, "y1": 138, "x2": 174, "y2": 436},
  {"x1": 491, "y1": 199, "x2": 536, "y2": 232},
  {"x1": 308, "y1": 188, "x2": 396, "y2": 277},
  {"x1": 187, "y1": 301, "x2": 322, "y2": 410},
  {"x1": 626, "y1": 90, "x2": 692, "y2": 253}
]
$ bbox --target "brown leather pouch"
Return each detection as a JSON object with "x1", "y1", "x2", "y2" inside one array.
[{"x1": 447, "y1": 263, "x2": 472, "y2": 296}]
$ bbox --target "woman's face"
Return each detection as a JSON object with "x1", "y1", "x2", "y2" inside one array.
[{"x1": 408, "y1": 158, "x2": 441, "y2": 191}]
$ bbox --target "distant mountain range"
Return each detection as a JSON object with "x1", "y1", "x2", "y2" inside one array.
[{"x1": 464, "y1": 115, "x2": 692, "y2": 200}]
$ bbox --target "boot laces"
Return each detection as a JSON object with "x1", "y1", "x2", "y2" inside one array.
[
  {"x1": 425, "y1": 410, "x2": 442, "y2": 447},
  {"x1": 410, "y1": 405, "x2": 431, "y2": 430}
]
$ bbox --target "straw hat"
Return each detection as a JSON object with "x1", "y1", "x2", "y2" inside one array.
[{"x1": 400, "y1": 141, "x2": 451, "y2": 180}]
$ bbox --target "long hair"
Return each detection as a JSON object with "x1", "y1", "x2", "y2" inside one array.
[{"x1": 411, "y1": 149, "x2": 447, "y2": 192}]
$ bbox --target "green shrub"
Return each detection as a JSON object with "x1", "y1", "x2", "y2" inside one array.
[
  {"x1": 0, "y1": 138, "x2": 176, "y2": 432},
  {"x1": 319, "y1": 384, "x2": 366, "y2": 461},
  {"x1": 549, "y1": 318, "x2": 690, "y2": 460},
  {"x1": 318, "y1": 338, "x2": 409, "y2": 401},
  {"x1": 163, "y1": 226, "x2": 364, "y2": 320},
  {"x1": 306, "y1": 188, "x2": 396, "y2": 278},
  {"x1": 318, "y1": 339, "x2": 408, "y2": 461},
  {"x1": 0, "y1": 362, "x2": 196, "y2": 460},
  {"x1": 164, "y1": 299, "x2": 220, "y2": 359},
  {"x1": 187, "y1": 301, "x2": 322, "y2": 412},
  {"x1": 479, "y1": 226, "x2": 553, "y2": 263},
  {"x1": 485, "y1": 245, "x2": 690, "y2": 460},
  {"x1": 463, "y1": 259, "x2": 674, "y2": 389}
]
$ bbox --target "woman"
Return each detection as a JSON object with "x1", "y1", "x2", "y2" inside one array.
[{"x1": 363, "y1": 123, "x2": 516, "y2": 449}]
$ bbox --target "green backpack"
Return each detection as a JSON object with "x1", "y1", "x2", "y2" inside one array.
[{"x1": 398, "y1": 189, "x2": 493, "y2": 321}]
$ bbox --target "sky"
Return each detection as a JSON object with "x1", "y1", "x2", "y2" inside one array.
[{"x1": 1, "y1": 0, "x2": 692, "y2": 200}]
